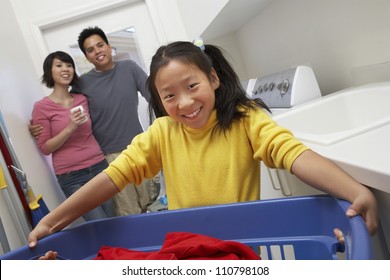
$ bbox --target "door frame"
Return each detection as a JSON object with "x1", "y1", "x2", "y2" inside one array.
[{"x1": 13, "y1": 0, "x2": 169, "y2": 78}]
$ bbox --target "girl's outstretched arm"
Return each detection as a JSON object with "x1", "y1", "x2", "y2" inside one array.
[
  {"x1": 291, "y1": 150, "x2": 378, "y2": 234},
  {"x1": 28, "y1": 172, "x2": 119, "y2": 247}
]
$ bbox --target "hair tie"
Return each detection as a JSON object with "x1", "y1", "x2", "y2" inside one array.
[{"x1": 192, "y1": 37, "x2": 205, "y2": 51}]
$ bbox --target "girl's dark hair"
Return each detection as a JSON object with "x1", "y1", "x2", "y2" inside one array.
[
  {"x1": 41, "y1": 51, "x2": 79, "y2": 88},
  {"x1": 147, "y1": 41, "x2": 270, "y2": 130},
  {"x1": 77, "y1": 26, "x2": 109, "y2": 55}
]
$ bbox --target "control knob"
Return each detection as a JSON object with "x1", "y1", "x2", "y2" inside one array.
[{"x1": 278, "y1": 79, "x2": 290, "y2": 95}]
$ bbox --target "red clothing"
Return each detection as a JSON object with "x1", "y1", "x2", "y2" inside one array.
[{"x1": 94, "y1": 232, "x2": 260, "y2": 260}]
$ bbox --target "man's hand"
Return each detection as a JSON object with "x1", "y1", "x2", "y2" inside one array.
[{"x1": 28, "y1": 120, "x2": 43, "y2": 139}]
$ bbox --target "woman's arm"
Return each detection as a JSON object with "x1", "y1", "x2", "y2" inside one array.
[
  {"x1": 28, "y1": 172, "x2": 119, "y2": 247},
  {"x1": 31, "y1": 104, "x2": 86, "y2": 154},
  {"x1": 42, "y1": 109, "x2": 86, "y2": 154},
  {"x1": 291, "y1": 149, "x2": 378, "y2": 234}
]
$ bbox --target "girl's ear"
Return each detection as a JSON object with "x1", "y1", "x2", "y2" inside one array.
[{"x1": 210, "y1": 68, "x2": 220, "y2": 90}]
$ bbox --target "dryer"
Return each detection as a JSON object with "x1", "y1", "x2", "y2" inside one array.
[{"x1": 244, "y1": 65, "x2": 322, "y2": 199}]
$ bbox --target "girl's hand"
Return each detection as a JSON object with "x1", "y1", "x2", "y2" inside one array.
[
  {"x1": 291, "y1": 150, "x2": 378, "y2": 235},
  {"x1": 346, "y1": 190, "x2": 378, "y2": 235},
  {"x1": 334, "y1": 228, "x2": 345, "y2": 244},
  {"x1": 28, "y1": 222, "x2": 52, "y2": 248},
  {"x1": 38, "y1": 251, "x2": 58, "y2": 260}
]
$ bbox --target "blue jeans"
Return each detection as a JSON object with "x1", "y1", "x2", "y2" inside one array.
[{"x1": 56, "y1": 159, "x2": 113, "y2": 221}]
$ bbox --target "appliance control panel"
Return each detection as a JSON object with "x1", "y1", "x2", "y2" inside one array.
[{"x1": 244, "y1": 66, "x2": 321, "y2": 108}]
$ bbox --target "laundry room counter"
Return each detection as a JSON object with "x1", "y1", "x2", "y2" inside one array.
[
  {"x1": 271, "y1": 82, "x2": 390, "y2": 194},
  {"x1": 303, "y1": 123, "x2": 390, "y2": 195},
  {"x1": 270, "y1": 82, "x2": 390, "y2": 258}
]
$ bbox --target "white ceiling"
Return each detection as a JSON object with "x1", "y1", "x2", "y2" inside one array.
[{"x1": 201, "y1": 0, "x2": 273, "y2": 40}]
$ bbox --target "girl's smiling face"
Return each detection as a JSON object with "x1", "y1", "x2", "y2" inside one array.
[{"x1": 155, "y1": 60, "x2": 219, "y2": 129}]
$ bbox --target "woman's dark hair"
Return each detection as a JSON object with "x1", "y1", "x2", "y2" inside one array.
[
  {"x1": 77, "y1": 26, "x2": 109, "y2": 55},
  {"x1": 41, "y1": 51, "x2": 79, "y2": 88},
  {"x1": 147, "y1": 41, "x2": 270, "y2": 130}
]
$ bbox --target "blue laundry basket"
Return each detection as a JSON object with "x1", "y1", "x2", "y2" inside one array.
[{"x1": 0, "y1": 195, "x2": 372, "y2": 260}]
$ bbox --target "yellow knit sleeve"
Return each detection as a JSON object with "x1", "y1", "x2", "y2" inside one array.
[
  {"x1": 103, "y1": 120, "x2": 163, "y2": 191},
  {"x1": 245, "y1": 107, "x2": 309, "y2": 172}
]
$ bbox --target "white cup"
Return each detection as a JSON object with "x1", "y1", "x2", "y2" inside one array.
[{"x1": 70, "y1": 105, "x2": 88, "y2": 124}]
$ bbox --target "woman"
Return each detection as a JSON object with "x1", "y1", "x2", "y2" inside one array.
[{"x1": 31, "y1": 51, "x2": 113, "y2": 221}]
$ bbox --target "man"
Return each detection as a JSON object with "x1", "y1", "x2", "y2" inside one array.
[{"x1": 30, "y1": 26, "x2": 160, "y2": 215}]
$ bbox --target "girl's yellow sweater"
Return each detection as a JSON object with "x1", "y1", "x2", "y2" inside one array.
[{"x1": 105, "y1": 107, "x2": 308, "y2": 210}]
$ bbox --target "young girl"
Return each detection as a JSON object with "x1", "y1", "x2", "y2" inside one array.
[
  {"x1": 28, "y1": 42, "x2": 377, "y2": 248},
  {"x1": 31, "y1": 51, "x2": 113, "y2": 221}
]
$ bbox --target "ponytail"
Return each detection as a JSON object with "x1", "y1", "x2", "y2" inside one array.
[{"x1": 204, "y1": 44, "x2": 270, "y2": 130}]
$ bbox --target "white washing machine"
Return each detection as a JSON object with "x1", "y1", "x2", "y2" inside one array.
[
  {"x1": 244, "y1": 65, "x2": 322, "y2": 199},
  {"x1": 246, "y1": 71, "x2": 389, "y2": 259}
]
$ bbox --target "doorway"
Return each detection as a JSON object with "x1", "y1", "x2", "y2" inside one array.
[
  {"x1": 41, "y1": 0, "x2": 159, "y2": 75},
  {"x1": 41, "y1": 1, "x2": 158, "y2": 130}
]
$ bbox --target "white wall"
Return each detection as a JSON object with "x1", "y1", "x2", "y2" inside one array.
[
  {"x1": 208, "y1": 33, "x2": 249, "y2": 80},
  {"x1": 176, "y1": 0, "x2": 228, "y2": 39},
  {"x1": 0, "y1": 0, "x2": 66, "y2": 251},
  {"x1": 233, "y1": 0, "x2": 390, "y2": 95}
]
